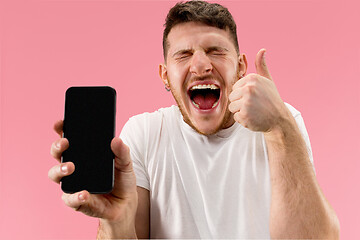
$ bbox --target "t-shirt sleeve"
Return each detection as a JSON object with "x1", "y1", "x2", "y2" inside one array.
[
  {"x1": 285, "y1": 103, "x2": 315, "y2": 172},
  {"x1": 120, "y1": 116, "x2": 150, "y2": 191}
]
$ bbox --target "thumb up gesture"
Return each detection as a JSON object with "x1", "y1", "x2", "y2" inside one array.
[{"x1": 228, "y1": 49, "x2": 289, "y2": 132}]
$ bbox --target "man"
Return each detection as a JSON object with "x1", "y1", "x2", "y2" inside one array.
[{"x1": 49, "y1": 1, "x2": 340, "y2": 238}]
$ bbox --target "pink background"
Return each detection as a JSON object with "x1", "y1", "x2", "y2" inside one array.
[{"x1": 0, "y1": 0, "x2": 359, "y2": 239}]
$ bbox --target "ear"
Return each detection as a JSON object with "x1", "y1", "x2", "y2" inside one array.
[
  {"x1": 159, "y1": 64, "x2": 169, "y2": 87},
  {"x1": 237, "y1": 53, "x2": 248, "y2": 79}
]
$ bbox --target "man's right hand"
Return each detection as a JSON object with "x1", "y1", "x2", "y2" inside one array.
[{"x1": 48, "y1": 120, "x2": 138, "y2": 237}]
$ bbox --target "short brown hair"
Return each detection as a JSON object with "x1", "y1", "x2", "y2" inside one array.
[{"x1": 163, "y1": 0, "x2": 239, "y2": 60}]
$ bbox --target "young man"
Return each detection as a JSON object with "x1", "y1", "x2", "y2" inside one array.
[{"x1": 49, "y1": 1, "x2": 340, "y2": 239}]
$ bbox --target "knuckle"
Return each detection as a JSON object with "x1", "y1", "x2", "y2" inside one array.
[
  {"x1": 248, "y1": 74, "x2": 259, "y2": 84},
  {"x1": 228, "y1": 102, "x2": 234, "y2": 111},
  {"x1": 233, "y1": 79, "x2": 244, "y2": 90},
  {"x1": 244, "y1": 85, "x2": 253, "y2": 95},
  {"x1": 234, "y1": 112, "x2": 244, "y2": 124},
  {"x1": 62, "y1": 193, "x2": 75, "y2": 207},
  {"x1": 229, "y1": 101, "x2": 239, "y2": 113},
  {"x1": 51, "y1": 141, "x2": 61, "y2": 157},
  {"x1": 247, "y1": 73, "x2": 257, "y2": 79},
  {"x1": 251, "y1": 79, "x2": 258, "y2": 87},
  {"x1": 234, "y1": 112, "x2": 240, "y2": 121},
  {"x1": 228, "y1": 92, "x2": 234, "y2": 101},
  {"x1": 50, "y1": 139, "x2": 69, "y2": 159},
  {"x1": 48, "y1": 165, "x2": 60, "y2": 181},
  {"x1": 50, "y1": 143, "x2": 57, "y2": 156}
]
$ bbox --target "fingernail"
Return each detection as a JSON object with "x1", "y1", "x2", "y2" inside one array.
[
  {"x1": 61, "y1": 165, "x2": 68, "y2": 173},
  {"x1": 79, "y1": 193, "x2": 85, "y2": 202}
]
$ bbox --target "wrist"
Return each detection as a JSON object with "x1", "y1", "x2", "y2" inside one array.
[
  {"x1": 264, "y1": 109, "x2": 298, "y2": 144},
  {"x1": 97, "y1": 198, "x2": 138, "y2": 239},
  {"x1": 98, "y1": 217, "x2": 137, "y2": 239}
]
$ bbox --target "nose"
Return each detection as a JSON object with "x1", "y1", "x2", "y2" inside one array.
[{"x1": 189, "y1": 51, "x2": 213, "y2": 76}]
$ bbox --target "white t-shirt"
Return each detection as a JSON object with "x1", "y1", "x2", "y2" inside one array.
[{"x1": 120, "y1": 103, "x2": 314, "y2": 239}]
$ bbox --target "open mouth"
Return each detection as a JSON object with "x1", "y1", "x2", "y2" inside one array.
[{"x1": 188, "y1": 84, "x2": 221, "y2": 110}]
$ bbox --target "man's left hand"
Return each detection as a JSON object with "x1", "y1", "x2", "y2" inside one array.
[{"x1": 228, "y1": 49, "x2": 289, "y2": 132}]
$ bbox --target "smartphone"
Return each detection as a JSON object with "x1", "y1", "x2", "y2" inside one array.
[{"x1": 61, "y1": 86, "x2": 116, "y2": 194}]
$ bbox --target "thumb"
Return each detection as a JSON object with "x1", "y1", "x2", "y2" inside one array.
[
  {"x1": 111, "y1": 137, "x2": 137, "y2": 199},
  {"x1": 111, "y1": 137, "x2": 134, "y2": 173},
  {"x1": 255, "y1": 48, "x2": 272, "y2": 80}
]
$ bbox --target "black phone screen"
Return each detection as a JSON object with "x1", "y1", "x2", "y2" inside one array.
[{"x1": 61, "y1": 86, "x2": 116, "y2": 194}]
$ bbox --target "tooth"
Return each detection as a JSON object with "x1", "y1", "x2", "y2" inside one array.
[
  {"x1": 192, "y1": 100, "x2": 200, "y2": 108},
  {"x1": 212, "y1": 99, "x2": 219, "y2": 108},
  {"x1": 190, "y1": 84, "x2": 219, "y2": 90}
]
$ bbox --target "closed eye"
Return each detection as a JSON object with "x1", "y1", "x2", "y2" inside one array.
[
  {"x1": 209, "y1": 51, "x2": 225, "y2": 56},
  {"x1": 206, "y1": 47, "x2": 228, "y2": 56},
  {"x1": 173, "y1": 50, "x2": 193, "y2": 60},
  {"x1": 177, "y1": 53, "x2": 192, "y2": 59}
]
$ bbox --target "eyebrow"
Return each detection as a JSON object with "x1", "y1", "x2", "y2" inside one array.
[
  {"x1": 206, "y1": 46, "x2": 229, "y2": 52},
  {"x1": 172, "y1": 46, "x2": 229, "y2": 58}
]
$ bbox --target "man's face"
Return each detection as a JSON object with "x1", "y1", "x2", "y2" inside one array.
[{"x1": 160, "y1": 22, "x2": 247, "y2": 135}]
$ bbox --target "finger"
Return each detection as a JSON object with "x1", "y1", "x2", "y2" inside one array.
[
  {"x1": 62, "y1": 190, "x2": 90, "y2": 211},
  {"x1": 228, "y1": 88, "x2": 243, "y2": 102},
  {"x1": 50, "y1": 138, "x2": 69, "y2": 161},
  {"x1": 54, "y1": 120, "x2": 64, "y2": 137},
  {"x1": 111, "y1": 137, "x2": 134, "y2": 173},
  {"x1": 232, "y1": 76, "x2": 247, "y2": 91},
  {"x1": 255, "y1": 48, "x2": 272, "y2": 80},
  {"x1": 233, "y1": 111, "x2": 246, "y2": 127},
  {"x1": 228, "y1": 99, "x2": 242, "y2": 113},
  {"x1": 48, "y1": 162, "x2": 75, "y2": 184}
]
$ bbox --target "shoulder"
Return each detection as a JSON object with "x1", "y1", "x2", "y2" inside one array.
[
  {"x1": 284, "y1": 102, "x2": 301, "y2": 118},
  {"x1": 283, "y1": 102, "x2": 307, "y2": 136},
  {"x1": 124, "y1": 105, "x2": 179, "y2": 129},
  {"x1": 120, "y1": 105, "x2": 179, "y2": 143},
  {"x1": 120, "y1": 106, "x2": 179, "y2": 168},
  {"x1": 283, "y1": 102, "x2": 308, "y2": 131}
]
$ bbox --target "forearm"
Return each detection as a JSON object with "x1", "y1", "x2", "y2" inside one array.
[
  {"x1": 97, "y1": 217, "x2": 137, "y2": 239},
  {"x1": 264, "y1": 110, "x2": 339, "y2": 239}
]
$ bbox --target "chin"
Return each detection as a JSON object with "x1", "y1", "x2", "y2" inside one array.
[
  {"x1": 195, "y1": 126, "x2": 219, "y2": 136},
  {"x1": 184, "y1": 116, "x2": 224, "y2": 135},
  {"x1": 195, "y1": 110, "x2": 235, "y2": 136}
]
